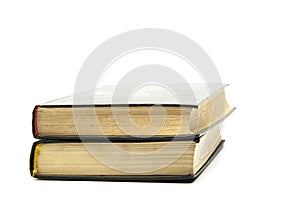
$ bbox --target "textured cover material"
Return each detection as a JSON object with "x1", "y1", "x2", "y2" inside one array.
[
  {"x1": 42, "y1": 84, "x2": 227, "y2": 106},
  {"x1": 30, "y1": 140, "x2": 224, "y2": 183}
]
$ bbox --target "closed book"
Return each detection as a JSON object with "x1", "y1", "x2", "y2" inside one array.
[
  {"x1": 33, "y1": 84, "x2": 234, "y2": 139},
  {"x1": 30, "y1": 124, "x2": 225, "y2": 182}
]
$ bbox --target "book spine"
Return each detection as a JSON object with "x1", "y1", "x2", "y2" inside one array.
[
  {"x1": 32, "y1": 106, "x2": 39, "y2": 138},
  {"x1": 29, "y1": 141, "x2": 38, "y2": 177}
]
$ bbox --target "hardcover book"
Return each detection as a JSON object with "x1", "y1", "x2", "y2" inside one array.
[
  {"x1": 33, "y1": 84, "x2": 234, "y2": 139},
  {"x1": 31, "y1": 124, "x2": 225, "y2": 182}
]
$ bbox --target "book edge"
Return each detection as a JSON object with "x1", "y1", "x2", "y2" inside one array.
[
  {"x1": 30, "y1": 140, "x2": 224, "y2": 183},
  {"x1": 32, "y1": 106, "x2": 39, "y2": 138},
  {"x1": 33, "y1": 107, "x2": 235, "y2": 141}
]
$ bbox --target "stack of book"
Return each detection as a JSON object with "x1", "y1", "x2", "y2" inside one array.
[{"x1": 30, "y1": 84, "x2": 234, "y2": 182}]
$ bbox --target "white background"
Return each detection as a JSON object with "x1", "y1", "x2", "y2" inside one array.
[{"x1": 1, "y1": 0, "x2": 300, "y2": 198}]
